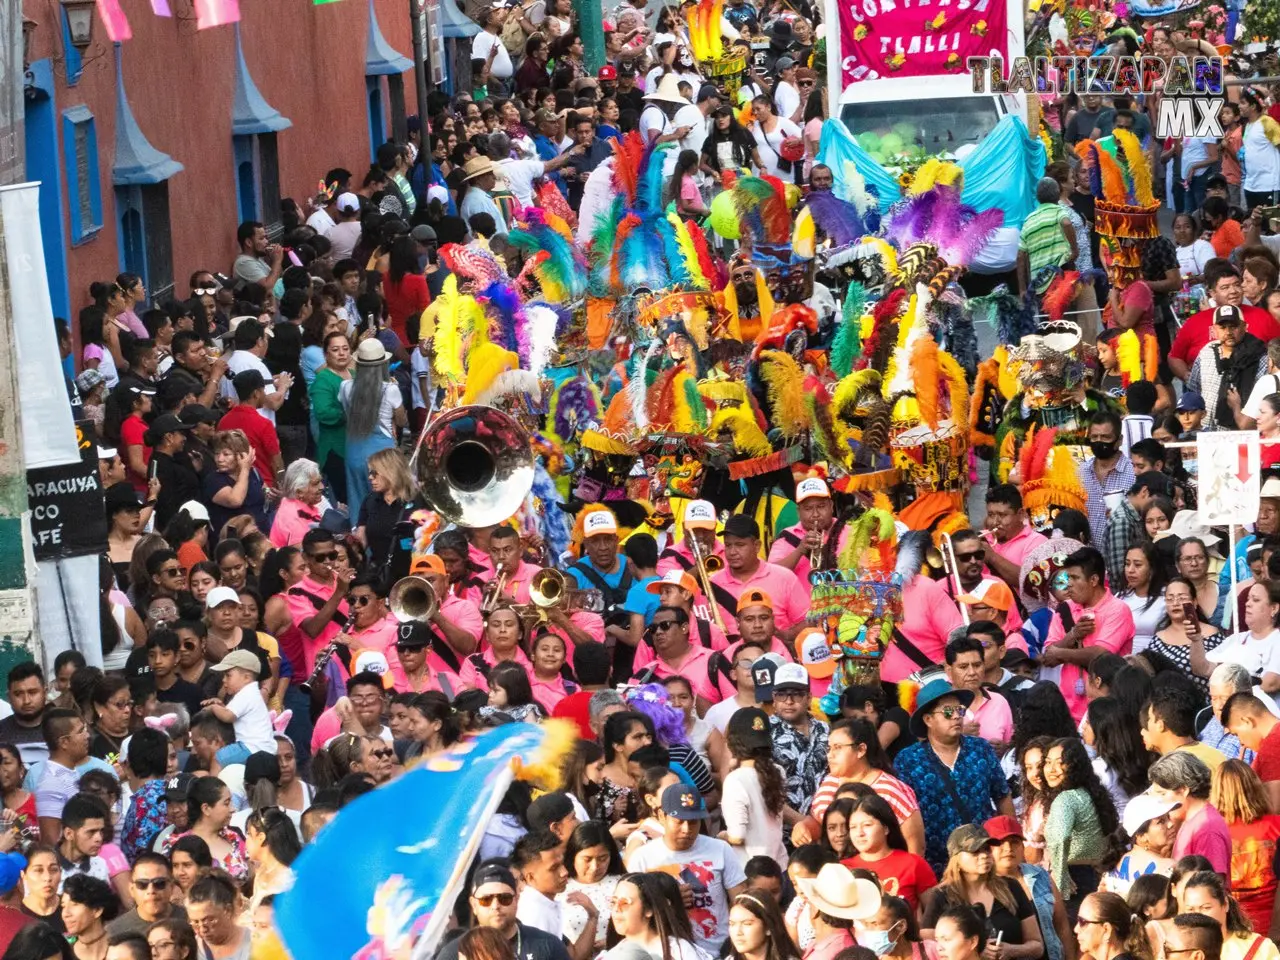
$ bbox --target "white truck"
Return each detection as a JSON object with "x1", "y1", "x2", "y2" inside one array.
[{"x1": 821, "y1": 0, "x2": 1029, "y2": 168}]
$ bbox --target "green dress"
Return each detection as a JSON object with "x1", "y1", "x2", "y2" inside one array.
[{"x1": 310, "y1": 367, "x2": 349, "y2": 479}]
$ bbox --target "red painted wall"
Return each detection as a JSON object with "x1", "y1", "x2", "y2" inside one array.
[{"x1": 25, "y1": 0, "x2": 417, "y2": 312}]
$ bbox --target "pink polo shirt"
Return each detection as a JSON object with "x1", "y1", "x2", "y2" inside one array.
[
  {"x1": 348, "y1": 614, "x2": 398, "y2": 656},
  {"x1": 968, "y1": 689, "x2": 1015, "y2": 742},
  {"x1": 633, "y1": 644, "x2": 728, "y2": 703},
  {"x1": 988, "y1": 524, "x2": 1048, "y2": 573},
  {"x1": 438, "y1": 594, "x2": 485, "y2": 647},
  {"x1": 531, "y1": 674, "x2": 576, "y2": 712},
  {"x1": 495, "y1": 559, "x2": 543, "y2": 605},
  {"x1": 269, "y1": 498, "x2": 323, "y2": 547},
  {"x1": 633, "y1": 616, "x2": 731, "y2": 666},
  {"x1": 458, "y1": 647, "x2": 533, "y2": 692},
  {"x1": 470, "y1": 544, "x2": 494, "y2": 577},
  {"x1": 1045, "y1": 590, "x2": 1135, "y2": 721},
  {"x1": 282, "y1": 574, "x2": 349, "y2": 673},
  {"x1": 805, "y1": 930, "x2": 856, "y2": 960},
  {"x1": 766, "y1": 523, "x2": 849, "y2": 584},
  {"x1": 711, "y1": 561, "x2": 809, "y2": 635},
  {"x1": 881, "y1": 575, "x2": 965, "y2": 682}
]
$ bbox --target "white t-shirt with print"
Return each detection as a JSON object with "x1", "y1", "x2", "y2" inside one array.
[
  {"x1": 627, "y1": 834, "x2": 745, "y2": 953},
  {"x1": 227, "y1": 681, "x2": 278, "y2": 755}
]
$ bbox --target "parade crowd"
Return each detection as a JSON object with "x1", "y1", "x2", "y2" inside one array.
[{"x1": 12, "y1": 0, "x2": 1280, "y2": 958}]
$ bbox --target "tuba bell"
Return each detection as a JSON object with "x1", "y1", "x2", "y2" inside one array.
[
  {"x1": 411, "y1": 405, "x2": 535, "y2": 529},
  {"x1": 389, "y1": 576, "x2": 439, "y2": 623}
]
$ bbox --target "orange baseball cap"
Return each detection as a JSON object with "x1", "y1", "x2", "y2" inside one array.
[
  {"x1": 738, "y1": 588, "x2": 773, "y2": 612},
  {"x1": 956, "y1": 579, "x2": 1014, "y2": 613},
  {"x1": 410, "y1": 554, "x2": 447, "y2": 577},
  {"x1": 646, "y1": 570, "x2": 699, "y2": 595}
]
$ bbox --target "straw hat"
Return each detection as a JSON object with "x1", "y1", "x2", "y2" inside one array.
[
  {"x1": 355, "y1": 339, "x2": 390, "y2": 365},
  {"x1": 462, "y1": 156, "x2": 499, "y2": 181},
  {"x1": 643, "y1": 73, "x2": 691, "y2": 106},
  {"x1": 796, "y1": 864, "x2": 882, "y2": 921}
]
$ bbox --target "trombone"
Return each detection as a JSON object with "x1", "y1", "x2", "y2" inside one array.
[
  {"x1": 481, "y1": 562, "x2": 508, "y2": 614},
  {"x1": 927, "y1": 531, "x2": 969, "y2": 625},
  {"x1": 521, "y1": 569, "x2": 603, "y2": 623},
  {"x1": 688, "y1": 533, "x2": 727, "y2": 633}
]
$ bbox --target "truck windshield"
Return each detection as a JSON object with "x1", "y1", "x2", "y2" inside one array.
[{"x1": 840, "y1": 95, "x2": 1003, "y2": 159}]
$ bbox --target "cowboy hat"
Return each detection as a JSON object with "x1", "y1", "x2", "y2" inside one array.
[
  {"x1": 909, "y1": 679, "x2": 974, "y2": 739},
  {"x1": 796, "y1": 864, "x2": 882, "y2": 921},
  {"x1": 1156, "y1": 509, "x2": 1222, "y2": 547},
  {"x1": 462, "y1": 157, "x2": 498, "y2": 181},
  {"x1": 643, "y1": 73, "x2": 691, "y2": 106}
]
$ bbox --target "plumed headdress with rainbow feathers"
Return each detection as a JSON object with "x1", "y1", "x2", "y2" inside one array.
[
  {"x1": 587, "y1": 131, "x2": 710, "y2": 298},
  {"x1": 1074, "y1": 130, "x2": 1158, "y2": 289},
  {"x1": 507, "y1": 208, "x2": 588, "y2": 303}
]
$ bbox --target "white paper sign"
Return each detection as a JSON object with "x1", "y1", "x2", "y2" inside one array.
[{"x1": 1197, "y1": 430, "x2": 1261, "y2": 526}]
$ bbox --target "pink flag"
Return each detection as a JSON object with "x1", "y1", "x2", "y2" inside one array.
[
  {"x1": 194, "y1": 0, "x2": 240, "y2": 27},
  {"x1": 95, "y1": 0, "x2": 132, "y2": 41}
]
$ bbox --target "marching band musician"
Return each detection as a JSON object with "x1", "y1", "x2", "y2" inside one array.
[
  {"x1": 283, "y1": 530, "x2": 352, "y2": 683},
  {"x1": 465, "y1": 524, "x2": 497, "y2": 578},
  {"x1": 656, "y1": 500, "x2": 725, "y2": 577},
  {"x1": 485, "y1": 524, "x2": 607, "y2": 654},
  {"x1": 433, "y1": 529, "x2": 487, "y2": 607},
  {"x1": 731, "y1": 590, "x2": 796, "y2": 661},
  {"x1": 383, "y1": 555, "x2": 482, "y2": 695},
  {"x1": 629, "y1": 571, "x2": 730, "y2": 664},
  {"x1": 338, "y1": 576, "x2": 400, "y2": 660},
  {"x1": 710, "y1": 515, "x2": 809, "y2": 645},
  {"x1": 566, "y1": 509, "x2": 636, "y2": 669},
  {"x1": 979, "y1": 484, "x2": 1048, "y2": 591},
  {"x1": 941, "y1": 530, "x2": 1025, "y2": 635},
  {"x1": 768, "y1": 477, "x2": 837, "y2": 580},
  {"x1": 630, "y1": 605, "x2": 728, "y2": 713}
]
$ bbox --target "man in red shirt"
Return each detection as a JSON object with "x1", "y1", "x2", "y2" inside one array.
[
  {"x1": 1223, "y1": 692, "x2": 1280, "y2": 812},
  {"x1": 1169, "y1": 260, "x2": 1280, "y2": 381},
  {"x1": 218, "y1": 370, "x2": 283, "y2": 485}
]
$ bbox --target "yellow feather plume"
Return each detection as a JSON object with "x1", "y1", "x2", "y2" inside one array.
[
  {"x1": 719, "y1": 282, "x2": 742, "y2": 341},
  {"x1": 699, "y1": 379, "x2": 749, "y2": 404},
  {"x1": 668, "y1": 212, "x2": 709, "y2": 292},
  {"x1": 758, "y1": 349, "x2": 809, "y2": 438},
  {"x1": 461, "y1": 342, "x2": 519, "y2": 406},
  {"x1": 1114, "y1": 128, "x2": 1154, "y2": 207},
  {"x1": 428, "y1": 274, "x2": 466, "y2": 385},
  {"x1": 832, "y1": 369, "x2": 883, "y2": 420},
  {"x1": 939, "y1": 350, "x2": 971, "y2": 434},
  {"x1": 671, "y1": 369, "x2": 700, "y2": 434},
  {"x1": 710, "y1": 406, "x2": 772, "y2": 458},
  {"x1": 510, "y1": 719, "x2": 582, "y2": 789},
  {"x1": 756, "y1": 271, "x2": 775, "y2": 331},
  {"x1": 1116, "y1": 328, "x2": 1142, "y2": 387}
]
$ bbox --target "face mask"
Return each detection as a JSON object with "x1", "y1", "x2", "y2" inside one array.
[
  {"x1": 1089, "y1": 440, "x2": 1118, "y2": 460},
  {"x1": 856, "y1": 924, "x2": 901, "y2": 957}
]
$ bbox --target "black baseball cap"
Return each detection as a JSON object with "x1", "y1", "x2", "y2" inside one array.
[
  {"x1": 720, "y1": 514, "x2": 760, "y2": 540},
  {"x1": 395, "y1": 622, "x2": 432, "y2": 649},
  {"x1": 1214, "y1": 304, "x2": 1243, "y2": 326},
  {"x1": 471, "y1": 862, "x2": 518, "y2": 893},
  {"x1": 661, "y1": 783, "x2": 710, "y2": 820},
  {"x1": 178, "y1": 403, "x2": 219, "y2": 426}
]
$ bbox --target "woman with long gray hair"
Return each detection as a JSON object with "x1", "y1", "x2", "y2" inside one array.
[
  {"x1": 339, "y1": 339, "x2": 406, "y2": 508},
  {"x1": 269, "y1": 458, "x2": 326, "y2": 547}
]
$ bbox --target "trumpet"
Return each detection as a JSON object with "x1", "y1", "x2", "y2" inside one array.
[
  {"x1": 481, "y1": 562, "x2": 508, "y2": 614},
  {"x1": 810, "y1": 530, "x2": 828, "y2": 571},
  {"x1": 688, "y1": 534, "x2": 727, "y2": 633},
  {"x1": 389, "y1": 575, "x2": 440, "y2": 623}
]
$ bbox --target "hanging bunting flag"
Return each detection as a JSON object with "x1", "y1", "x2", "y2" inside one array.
[
  {"x1": 96, "y1": 0, "x2": 132, "y2": 41},
  {"x1": 194, "y1": 0, "x2": 240, "y2": 28}
]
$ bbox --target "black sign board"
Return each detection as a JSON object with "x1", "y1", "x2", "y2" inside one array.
[{"x1": 26, "y1": 420, "x2": 106, "y2": 561}]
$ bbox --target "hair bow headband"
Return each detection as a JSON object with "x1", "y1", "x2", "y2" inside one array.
[{"x1": 144, "y1": 713, "x2": 178, "y2": 731}]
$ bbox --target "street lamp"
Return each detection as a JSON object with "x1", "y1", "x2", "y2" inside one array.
[{"x1": 60, "y1": 0, "x2": 96, "y2": 51}]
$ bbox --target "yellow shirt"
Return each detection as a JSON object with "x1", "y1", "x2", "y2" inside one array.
[
  {"x1": 1223, "y1": 934, "x2": 1280, "y2": 960},
  {"x1": 1175, "y1": 741, "x2": 1227, "y2": 771}
]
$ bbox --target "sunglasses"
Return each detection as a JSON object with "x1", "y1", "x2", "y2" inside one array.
[
  {"x1": 954, "y1": 552, "x2": 983, "y2": 562},
  {"x1": 192, "y1": 287, "x2": 217, "y2": 297},
  {"x1": 159, "y1": 567, "x2": 183, "y2": 577},
  {"x1": 475, "y1": 892, "x2": 515, "y2": 907},
  {"x1": 395, "y1": 642, "x2": 423, "y2": 652},
  {"x1": 651, "y1": 620, "x2": 681, "y2": 632},
  {"x1": 309, "y1": 552, "x2": 338, "y2": 563},
  {"x1": 351, "y1": 595, "x2": 376, "y2": 606},
  {"x1": 134, "y1": 877, "x2": 170, "y2": 891},
  {"x1": 369, "y1": 748, "x2": 395, "y2": 760},
  {"x1": 932, "y1": 706, "x2": 963, "y2": 719}
]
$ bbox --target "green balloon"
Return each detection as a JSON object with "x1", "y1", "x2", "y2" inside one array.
[
  {"x1": 857, "y1": 131, "x2": 881, "y2": 152},
  {"x1": 709, "y1": 191, "x2": 740, "y2": 240},
  {"x1": 878, "y1": 132, "x2": 905, "y2": 157}
]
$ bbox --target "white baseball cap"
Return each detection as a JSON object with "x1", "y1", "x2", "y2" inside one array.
[
  {"x1": 179, "y1": 500, "x2": 210, "y2": 523},
  {"x1": 336, "y1": 192, "x2": 361, "y2": 214},
  {"x1": 1121, "y1": 791, "x2": 1180, "y2": 837},
  {"x1": 684, "y1": 500, "x2": 717, "y2": 530},
  {"x1": 774, "y1": 662, "x2": 811, "y2": 690},
  {"x1": 205, "y1": 586, "x2": 241, "y2": 609},
  {"x1": 797, "y1": 477, "x2": 830, "y2": 502},
  {"x1": 583, "y1": 509, "x2": 618, "y2": 537}
]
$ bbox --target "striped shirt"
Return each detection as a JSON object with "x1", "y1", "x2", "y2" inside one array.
[
  {"x1": 1019, "y1": 202, "x2": 1073, "y2": 291},
  {"x1": 810, "y1": 770, "x2": 919, "y2": 823}
]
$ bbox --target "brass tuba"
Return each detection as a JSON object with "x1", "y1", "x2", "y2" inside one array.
[
  {"x1": 389, "y1": 575, "x2": 440, "y2": 623},
  {"x1": 529, "y1": 568, "x2": 568, "y2": 609},
  {"x1": 411, "y1": 405, "x2": 535, "y2": 528}
]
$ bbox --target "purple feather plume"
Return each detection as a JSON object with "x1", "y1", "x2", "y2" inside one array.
[
  {"x1": 553, "y1": 376, "x2": 599, "y2": 440},
  {"x1": 804, "y1": 190, "x2": 867, "y2": 248},
  {"x1": 480, "y1": 281, "x2": 524, "y2": 354}
]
